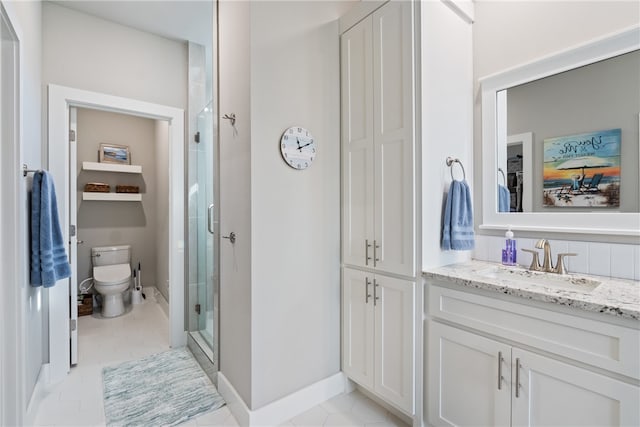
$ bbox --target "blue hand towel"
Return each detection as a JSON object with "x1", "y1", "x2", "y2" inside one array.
[
  {"x1": 442, "y1": 180, "x2": 475, "y2": 251},
  {"x1": 498, "y1": 184, "x2": 511, "y2": 212},
  {"x1": 30, "y1": 171, "x2": 71, "y2": 287}
]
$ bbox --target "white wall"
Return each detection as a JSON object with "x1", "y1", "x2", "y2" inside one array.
[
  {"x1": 75, "y1": 108, "x2": 159, "y2": 292},
  {"x1": 421, "y1": 1, "x2": 474, "y2": 269},
  {"x1": 0, "y1": 1, "x2": 44, "y2": 424},
  {"x1": 42, "y1": 2, "x2": 187, "y2": 110},
  {"x1": 249, "y1": 1, "x2": 348, "y2": 409},
  {"x1": 472, "y1": 0, "x2": 640, "y2": 240}
]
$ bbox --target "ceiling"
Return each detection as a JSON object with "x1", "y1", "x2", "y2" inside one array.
[{"x1": 49, "y1": 0, "x2": 213, "y2": 47}]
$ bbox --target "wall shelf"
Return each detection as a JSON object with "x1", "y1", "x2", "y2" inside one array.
[
  {"x1": 82, "y1": 161, "x2": 142, "y2": 174},
  {"x1": 82, "y1": 192, "x2": 142, "y2": 202}
]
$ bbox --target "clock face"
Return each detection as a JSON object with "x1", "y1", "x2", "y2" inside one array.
[{"x1": 280, "y1": 126, "x2": 316, "y2": 170}]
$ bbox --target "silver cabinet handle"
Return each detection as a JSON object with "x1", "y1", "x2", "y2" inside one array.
[
  {"x1": 365, "y1": 240, "x2": 373, "y2": 265},
  {"x1": 222, "y1": 232, "x2": 236, "y2": 244},
  {"x1": 515, "y1": 357, "x2": 521, "y2": 398},
  {"x1": 373, "y1": 279, "x2": 380, "y2": 306},
  {"x1": 365, "y1": 277, "x2": 372, "y2": 304},
  {"x1": 207, "y1": 204, "x2": 215, "y2": 234},
  {"x1": 373, "y1": 240, "x2": 380, "y2": 266},
  {"x1": 497, "y1": 351, "x2": 504, "y2": 390}
]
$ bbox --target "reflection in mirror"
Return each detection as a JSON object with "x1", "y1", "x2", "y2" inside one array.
[
  {"x1": 479, "y1": 26, "x2": 640, "y2": 237},
  {"x1": 495, "y1": 50, "x2": 640, "y2": 214}
]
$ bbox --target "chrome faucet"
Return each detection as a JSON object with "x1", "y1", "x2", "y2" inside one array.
[{"x1": 521, "y1": 239, "x2": 577, "y2": 274}]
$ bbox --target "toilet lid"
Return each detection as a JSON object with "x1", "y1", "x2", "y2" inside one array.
[{"x1": 94, "y1": 264, "x2": 130, "y2": 285}]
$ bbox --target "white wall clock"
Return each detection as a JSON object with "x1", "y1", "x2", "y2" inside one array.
[{"x1": 280, "y1": 126, "x2": 316, "y2": 170}]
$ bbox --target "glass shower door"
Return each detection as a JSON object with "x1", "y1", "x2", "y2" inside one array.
[{"x1": 188, "y1": 100, "x2": 218, "y2": 362}]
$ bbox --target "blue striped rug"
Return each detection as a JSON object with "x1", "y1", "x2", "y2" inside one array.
[{"x1": 102, "y1": 348, "x2": 225, "y2": 426}]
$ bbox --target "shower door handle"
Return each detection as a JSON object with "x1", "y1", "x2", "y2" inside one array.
[{"x1": 208, "y1": 204, "x2": 215, "y2": 234}]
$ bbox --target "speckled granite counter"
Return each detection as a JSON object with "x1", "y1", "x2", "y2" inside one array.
[{"x1": 423, "y1": 260, "x2": 640, "y2": 321}]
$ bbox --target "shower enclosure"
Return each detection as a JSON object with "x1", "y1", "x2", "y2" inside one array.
[
  {"x1": 188, "y1": 99, "x2": 219, "y2": 373},
  {"x1": 186, "y1": 12, "x2": 218, "y2": 378}
]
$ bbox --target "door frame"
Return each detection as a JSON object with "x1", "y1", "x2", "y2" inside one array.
[{"x1": 47, "y1": 84, "x2": 186, "y2": 383}]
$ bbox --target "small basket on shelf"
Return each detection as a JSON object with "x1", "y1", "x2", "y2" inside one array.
[
  {"x1": 116, "y1": 185, "x2": 140, "y2": 194},
  {"x1": 78, "y1": 294, "x2": 93, "y2": 316},
  {"x1": 84, "y1": 182, "x2": 110, "y2": 193}
]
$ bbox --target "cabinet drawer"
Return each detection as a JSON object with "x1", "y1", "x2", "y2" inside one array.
[{"x1": 429, "y1": 286, "x2": 639, "y2": 379}]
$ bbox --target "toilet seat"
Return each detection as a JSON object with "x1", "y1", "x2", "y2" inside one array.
[{"x1": 94, "y1": 264, "x2": 131, "y2": 286}]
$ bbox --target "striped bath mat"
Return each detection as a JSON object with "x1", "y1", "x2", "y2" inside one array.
[{"x1": 102, "y1": 348, "x2": 225, "y2": 426}]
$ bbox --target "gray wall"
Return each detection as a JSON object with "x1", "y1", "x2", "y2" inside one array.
[
  {"x1": 76, "y1": 108, "x2": 163, "y2": 293},
  {"x1": 218, "y1": 0, "x2": 351, "y2": 410},
  {"x1": 507, "y1": 51, "x2": 640, "y2": 212},
  {"x1": 2, "y1": 0, "x2": 45, "y2": 419},
  {"x1": 43, "y1": 2, "x2": 187, "y2": 110},
  {"x1": 473, "y1": 1, "x2": 640, "y2": 236},
  {"x1": 155, "y1": 121, "x2": 170, "y2": 301}
]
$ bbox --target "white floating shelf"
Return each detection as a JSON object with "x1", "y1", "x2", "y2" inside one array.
[
  {"x1": 82, "y1": 161, "x2": 142, "y2": 174},
  {"x1": 82, "y1": 192, "x2": 142, "y2": 201}
]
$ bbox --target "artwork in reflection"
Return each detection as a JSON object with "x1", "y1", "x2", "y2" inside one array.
[{"x1": 542, "y1": 129, "x2": 621, "y2": 207}]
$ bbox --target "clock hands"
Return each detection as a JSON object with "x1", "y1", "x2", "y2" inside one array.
[
  {"x1": 299, "y1": 141, "x2": 313, "y2": 149},
  {"x1": 296, "y1": 137, "x2": 301, "y2": 150}
]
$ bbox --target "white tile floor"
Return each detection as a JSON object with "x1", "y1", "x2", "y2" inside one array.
[{"x1": 33, "y1": 294, "x2": 406, "y2": 427}]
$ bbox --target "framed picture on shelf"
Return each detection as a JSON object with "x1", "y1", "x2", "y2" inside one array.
[{"x1": 99, "y1": 143, "x2": 130, "y2": 164}]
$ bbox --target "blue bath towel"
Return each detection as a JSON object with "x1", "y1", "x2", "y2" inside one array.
[
  {"x1": 498, "y1": 184, "x2": 511, "y2": 212},
  {"x1": 30, "y1": 171, "x2": 71, "y2": 287},
  {"x1": 442, "y1": 180, "x2": 475, "y2": 251}
]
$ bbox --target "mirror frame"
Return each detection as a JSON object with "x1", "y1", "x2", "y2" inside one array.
[{"x1": 480, "y1": 25, "x2": 640, "y2": 237}]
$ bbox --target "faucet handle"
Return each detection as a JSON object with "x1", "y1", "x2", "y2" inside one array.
[
  {"x1": 554, "y1": 253, "x2": 577, "y2": 275},
  {"x1": 522, "y1": 248, "x2": 541, "y2": 271}
]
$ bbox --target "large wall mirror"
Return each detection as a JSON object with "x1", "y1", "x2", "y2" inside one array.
[{"x1": 481, "y1": 25, "x2": 640, "y2": 237}]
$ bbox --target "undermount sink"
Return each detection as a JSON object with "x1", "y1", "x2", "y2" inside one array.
[{"x1": 476, "y1": 265, "x2": 602, "y2": 293}]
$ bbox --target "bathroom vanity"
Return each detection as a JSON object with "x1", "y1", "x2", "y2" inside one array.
[{"x1": 423, "y1": 261, "x2": 640, "y2": 426}]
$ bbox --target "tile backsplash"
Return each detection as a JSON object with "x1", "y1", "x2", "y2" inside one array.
[{"x1": 474, "y1": 235, "x2": 640, "y2": 281}]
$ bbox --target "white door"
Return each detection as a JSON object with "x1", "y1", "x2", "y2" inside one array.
[
  {"x1": 372, "y1": 1, "x2": 415, "y2": 277},
  {"x1": 373, "y1": 275, "x2": 415, "y2": 413},
  {"x1": 69, "y1": 107, "x2": 78, "y2": 365},
  {"x1": 512, "y1": 348, "x2": 640, "y2": 427},
  {"x1": 341, "y1": 16, "x2": 375, "y2": 270},
  {"x1": 342, "y1": 268, "x2": 374, "y2": 389},
  {"x1": 428, "y1": 322, "x2": 511, "y2": 427}
]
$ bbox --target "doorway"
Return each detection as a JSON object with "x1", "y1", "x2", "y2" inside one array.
[{"x1": 48, "y1": 84, "x2": 185, "y2": 383}]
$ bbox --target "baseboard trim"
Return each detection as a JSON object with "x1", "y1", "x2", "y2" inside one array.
[
  {"x1": 218, "y1": 372, "x2": 346, "y2": 426},
  {"x1": 24, "y1": 363, "x2": 50, "y2": 425}
]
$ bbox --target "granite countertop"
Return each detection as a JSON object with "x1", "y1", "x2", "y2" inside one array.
[{"x1": 423, "y1": 260, "x2": 640, "y2": 321}]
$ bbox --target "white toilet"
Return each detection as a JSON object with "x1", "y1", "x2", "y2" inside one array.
[{"x1": 92, "y1": 245, "x2": 132, "y2": 318}]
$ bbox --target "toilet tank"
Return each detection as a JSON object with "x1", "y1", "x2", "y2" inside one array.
[{"x1": 92, "y1": 245, "x2": 131, "y2": 267}]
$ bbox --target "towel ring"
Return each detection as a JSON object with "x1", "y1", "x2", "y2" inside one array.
[
  {"x1": 498, "y1": 168, "x2": 506, "y2": 185},
  {"x1": 446, "y1": 157, "x2": 466, "y2": 181}
]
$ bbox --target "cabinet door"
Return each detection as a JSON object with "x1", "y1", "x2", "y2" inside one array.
[
  {"x1": 342, "y1": 268, "x2": 374, "y2": 388},
  {"x1": 374, "y1": 275, "x2": 415, "y2": 413},
  {"x1": 372, "y1": 1, "x2": 415, "y2": 277},
  {"x1": 341, "y1": 16, "x2": 375, "y2": 269},
  {"x1": 428, "y1": 322, "x2": 511, "y2": 427},
  {"x1": 512, "y1": 348, "x2": 640, "y2": 427}
]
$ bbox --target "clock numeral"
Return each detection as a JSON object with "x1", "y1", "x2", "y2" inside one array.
[
  {"x1": 305, "y1": 162, "x2": 308, "y2": 167},
  {"x1": 297, "y1": 127, "x2": 302, "y2": 132},
  {"x1": 312, "y1": 148, "x2": 316, "y2": 153},
  {"x1": 289, "y1": 129, "x2": 293, "y2": 134},
  {"x1": 310, "y1": 157, "x2": 314, "y2": 161},
  {"x1": 289, "y1": 159, "x2": 294, "y2": 165},
  {"x1": 284, "y1": 153, "x2": 288, "y2": 158},
  {"x1": 284, "y1": 135, "x2": 288, "y2": 140},
  {"x1": 310, "y1": 139, "x2": 313, "y2": 143},
  {"x1": 297, "y1": 163, "x2": 301, "y2": 168}
]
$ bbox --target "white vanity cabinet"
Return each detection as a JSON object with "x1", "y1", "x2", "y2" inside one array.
[
  {"x1": 343, "y1": 267, "x2": 415, "y2": 414},
  {"x1": 427, "y1": 285, "x2": 640, "y2": 427},
  {"x1": 341, "y1": 0, "x2": 415, "y2": 277}
]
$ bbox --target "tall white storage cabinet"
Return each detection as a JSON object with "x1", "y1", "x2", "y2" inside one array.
[
  {"x1": 341, "y1": 0, "x2": 415, "y2": 278},
  {"x1": 341, "y1": 0, "x2": 417, "y2": 416}
]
